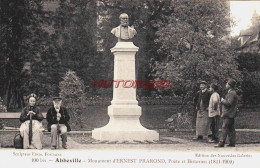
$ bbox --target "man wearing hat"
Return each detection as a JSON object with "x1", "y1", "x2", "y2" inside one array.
[
  {"x1": 193, "y1": 81, "x2": 211, "y2": 140},
  {"x1": 46, "y1": 97, "x2": 71, "y2": 149},
  {"x1": 215, "y1": 79, "x2": 238, "y2": 147}
]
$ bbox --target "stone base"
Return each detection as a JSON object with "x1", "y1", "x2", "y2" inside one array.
[
  {"x1": 92, "y1": 105, "x2": 159, "y2": 142},
  {"x1": 92, "y1": 129, "x2": 159, "y2": 142}
]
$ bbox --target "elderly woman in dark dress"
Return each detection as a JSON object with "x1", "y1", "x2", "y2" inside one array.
[
  {"x1": 193, "y1": 81, "x2": 211, "y2": 140},
  {"x1": 20, "y1": 94, "x2": 44, "y2": 149}
]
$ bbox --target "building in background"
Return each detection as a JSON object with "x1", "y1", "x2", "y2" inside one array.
[
  {"x1": 237, "y1": 11, "x2": 260, "y2": 106},
  {"x1": 238, "y1": 11, "x2": 260, "y2": 52}
]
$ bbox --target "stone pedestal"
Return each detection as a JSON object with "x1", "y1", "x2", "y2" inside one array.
[{"x1": 92, "y1": 42, "x2": 159, "y2": 142}]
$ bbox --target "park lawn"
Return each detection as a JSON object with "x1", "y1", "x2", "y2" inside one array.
[{"x1": 2, "y1": 105, "x2": 260, "y2": 131}]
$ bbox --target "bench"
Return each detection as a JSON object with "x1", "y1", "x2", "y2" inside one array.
[
  {"x1": 0, "y1": 112, "x2": 91, "y2": 134},
  {"x1": 0, "y1": 112, "x2": 47, "y2": 131},
  {"x1": 0, "y1": 112, "x2": 47, "y2": 119}
]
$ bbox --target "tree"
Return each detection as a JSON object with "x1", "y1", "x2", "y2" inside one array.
[
  {"x1": 23, "y1": 0, "x2": 100, "y2": 98},
  {"x1": 237, "y1": 52, "x2": 260, "y2": 105},
  {"x1": 0, "y1": 0, "x2": 49, "y2": 108},
  {"x1": 0, "y1": 97, "x2": 7, "y2": 129},
  {"x1": 97, "y1": 0, "x2": 173, "y2": 97},
  {"x1": 52, "y1": 0, "x2": 99, "y2": 91},
  {"x1": 154, "y1": 0, "x2": 242, "y2": 104}
]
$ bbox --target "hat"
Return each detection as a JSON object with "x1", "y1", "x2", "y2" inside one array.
[
  {"x1": 29, "y1": 93, "x2": 37, "y2": 97},
  {"x1": 210, "y1": 83, "x2": 218, "y2": 91},
  {"x1": 227, "y1": 79, "x2": 236, "y2": 88},
  {"x1": 200, "y1": 81, "x2": 208, "y2": 85},
  {"x1": 52, "y1": 97, "x2": 62, "y2": 101}
]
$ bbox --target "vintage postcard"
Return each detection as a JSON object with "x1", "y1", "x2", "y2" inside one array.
[{"x1": 0, "y1": 0, "x2": 259, "y2": 168}]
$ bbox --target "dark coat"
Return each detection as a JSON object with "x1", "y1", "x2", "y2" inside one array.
[
  {"x1": 194, "y1": 90, "x2": 211, "y2": 111},
  {"x1": 20, "y1": 105, "x2": 43, "y2": 123},
  {"x1": 221, "y1": 89, "x2": 238, "y2": 118},
  {"x1": 46, "y1": 106, "x2": 71, "y2": 132}
]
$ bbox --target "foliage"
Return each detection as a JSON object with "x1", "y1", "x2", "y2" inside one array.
[
  {"x1": 166, "y1": 112, "x2": 193, "y2": 130},
  {"x1": 59, "y1": 70, "x2": 85, "y2": 128},
  {"x1": 36, "y1": 96, "x2": 53, "y2": 106},
  {"x1": 35, "y1": 95, "x2": 186, "y2": 106},
  {"x1": 237, "y1": 52, "x2": 260, "y2": 106},
  {"x1": 0, "y1": 0, "x2": 50, "y2": 108},
  {"x1": 1, "y1": 0, "x2": 255, "y2": 109},
  {"x1": 83, "y1": 95, "x2": 111, "y2": 106},
  {"x1": 165, "y1": 102, "x2": 195, "y2": 130},
  {"x1": 97, "y1": 0, "x2": 174, "y2": 97},
  {"x1": 0, "y1": 97, "x2": 8, "y2": 129},
  {"x1": 0, "y1": 0, "x2": 101, "y2": 107},
  {"x1": 52, "y1": 0, "x2": 99, "y2": 90},
  {"x1": 23, "y1": 0, "x2": 100, "y2": 98},
  {"x1": 154, "y1": 0, "x2": 243, "y2": 103},
  {"x1": 138, "y1": 95, "x2": 182, "y2": 105}
]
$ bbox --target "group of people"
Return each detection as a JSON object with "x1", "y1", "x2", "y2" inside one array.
[
  {"x1": 19, "y1": 95, "x2": 70, "y2": 150},
  {"x1": 19, "y1": 78, "x2": 238, "y2": 149},
  {"x1": 193, "y1": 79, "x2": 238, "y2": 147}
]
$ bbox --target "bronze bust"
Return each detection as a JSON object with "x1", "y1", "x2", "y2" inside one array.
[{"x1": 111, "y1": 13, "x2": 137, "y2": 42}]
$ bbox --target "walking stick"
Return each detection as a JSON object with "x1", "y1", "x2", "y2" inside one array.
[
  {"x1": 57, "y1": 112, "x2": 60, "y2": 149},
  {"x1": 29, "y1": 107, "x2": 33, "y2": 146}
]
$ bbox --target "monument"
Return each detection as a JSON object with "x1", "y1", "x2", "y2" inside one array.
[{"x1": 92, "y1": 13, "x2": 159, "y2": 142}]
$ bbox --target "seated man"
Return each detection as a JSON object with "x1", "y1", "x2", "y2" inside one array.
[{"x1": 46, "y1": 97, "x2": 70, "y2": 149}]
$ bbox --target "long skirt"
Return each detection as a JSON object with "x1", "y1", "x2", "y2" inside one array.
[
  {"x1": 20, "y1": 120, "x2": 44, "y2": 149},
  {"x1": 196, "y1": 110, "x2": 210, "y2": 137}
]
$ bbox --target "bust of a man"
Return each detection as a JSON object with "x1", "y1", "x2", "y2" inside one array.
[{"x1": 111, "y1": 13, "x2": 137, "y2": 42}]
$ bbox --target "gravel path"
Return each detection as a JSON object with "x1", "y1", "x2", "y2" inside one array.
[{"x1": 64, "y1": 136, "x2": 260, "y2": 152}]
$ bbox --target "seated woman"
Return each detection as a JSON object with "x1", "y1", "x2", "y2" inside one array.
[{"x1": 19, "y1": 94, "x2": 44, "y2": 149}]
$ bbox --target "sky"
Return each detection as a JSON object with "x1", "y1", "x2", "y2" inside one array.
[{"x1": 230, "y1": 1, "x2": 260, "y2": 36}]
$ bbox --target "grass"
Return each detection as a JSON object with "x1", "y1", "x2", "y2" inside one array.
[{"x1": 1, "y1": 105, "x2": 260, "y2": 131}]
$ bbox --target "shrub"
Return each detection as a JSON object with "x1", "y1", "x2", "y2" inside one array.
[
  {"x1": 36, "y1": 96, "x2": 53, "y2": 106},
  {"x1": 82, "y1": 95, "x2": 111, "y2": 106},
  {"x1": 165, "y1": 104, "x2": 195, "y2": 130},
  {"x1": 166, "y1": 112, "x2": 193, "y2": 130},
  {"x1": 0, "y1": 98, "x2": 7, "y2": 129},
  {"x1": 138, "y1": 95, "x2": 183, "y2": 105},
  {"x1": 59, "y1": 70, "x2": 85, "y2": 128}
]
